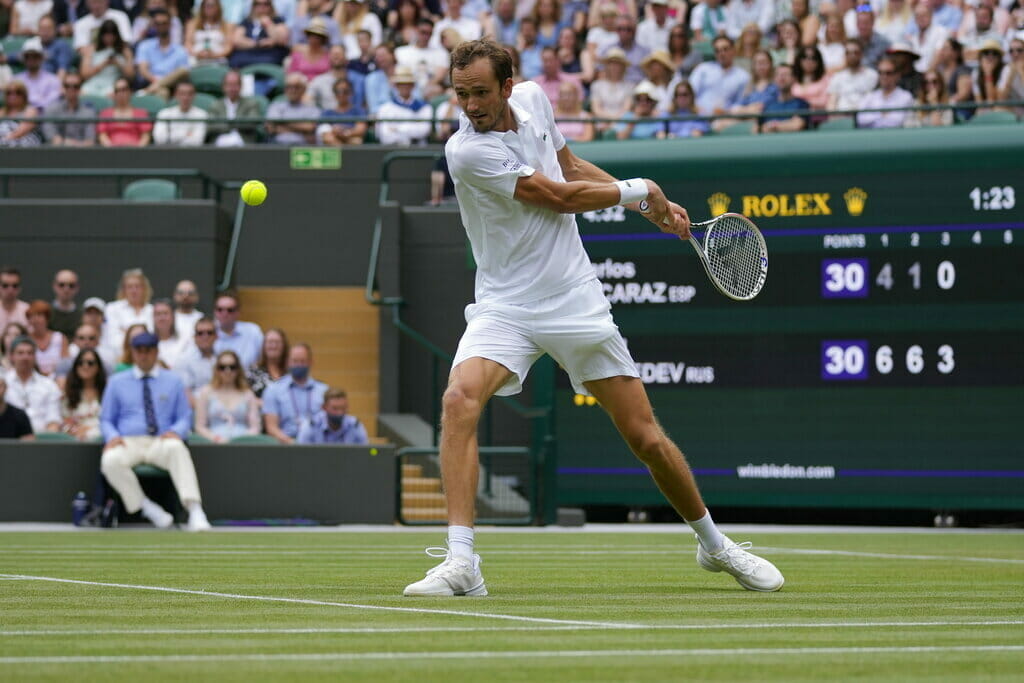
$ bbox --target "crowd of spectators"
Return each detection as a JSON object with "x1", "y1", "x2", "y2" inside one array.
[
  {"x1": 1, "y1": 0, "x2": 1021, "y2": 146},
  {"x1": 0, "y1": 264, "x2": 370, "y2": 447}
]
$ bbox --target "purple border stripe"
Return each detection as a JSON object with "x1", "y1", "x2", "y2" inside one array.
[
  {"x1": 558, "y1": 467, "x2": 733, "y2": 476},
  {"x1": 840, "y1": 469, "x2": 1024, "y2": 478},
  {"x1": 582, "y1": 222, "x2": 1024, "y2": 243}
]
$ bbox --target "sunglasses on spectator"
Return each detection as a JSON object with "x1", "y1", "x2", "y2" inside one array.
[
  {"x1": 0, "y1": 282, "x2": 20, "y2": 288},
  {"x1": 114, "y1": 86, "x2": 131, "y2": 92},
  {"x1": 877, "y1": 70, "x2": 896, "y2": 75},
  {"x1": 980, "y1": 51, "x2": 1000, "y2": 57},
  {"x1": 175, "y1": 289, "x2": 196, "y2": 295},
  {"x1": 1011, "y1": 48, "x2": 1024, "y2": 55},
  {"x1": 217, "y1": 364, "x2": 238, "y2": 371},
  {"x1": 195, "y1": 329, "x2": 216, "y2": 336},
  {"x1": 56, "y1": 281, "x2": 78, "y2": 287},
  {"x1": 78, "y1": 359, "x2": 98, "y2": 367},
  {"x1": 215, "y1": 306, "x2": 237, "y2": 312},
  {"x1": 76, "y1": 335, "x2": 98, "y2": 342},
  {"x1": 63, "y1": 83, "x2": 82, "y2": 89}
]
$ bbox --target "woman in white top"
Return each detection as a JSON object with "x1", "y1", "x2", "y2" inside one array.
[
  {"x1": 194, "y1": 350, "x2": 261, "y2": 442},
  {"x1": 335, "y1": 0, "x2": 383, "y2": 60},
  {"x1": 26, "y1": 300, "x2": 68, "y2": 376},
  {"x1": 186, "y1": 0, "x2": 235, "y2": 65},
  {"x1": 61, "y1": 348, "x2": 106, "y2": 441},
  {"x1": 589, "y1": 48, "x2": 633, "y2": 134},
  {"x1": 9, "y1": 0, "x2": 54, "y2": 35},
  {"x1": 102, "y1": 268, "x2": 154, "y2": 357},
  {"x1": 876, "y1": 0, "x2": 913, "y2": 45},
  {"x1": 152, "y1": 298, "x2": 188, "y2": 368}
]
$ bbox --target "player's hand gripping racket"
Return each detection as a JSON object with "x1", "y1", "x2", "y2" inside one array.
[{"x1": 647, "y1": 205, "x2": 768, "y2": 301}]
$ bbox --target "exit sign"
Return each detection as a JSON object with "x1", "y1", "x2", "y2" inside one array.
[{"x1": 290, "y1": 147, "x2": 341, "y2": 170}]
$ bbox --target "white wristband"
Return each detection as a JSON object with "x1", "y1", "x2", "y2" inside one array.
[{"x1": 614, "y1": 178, "x2": 648, "y2": 206}]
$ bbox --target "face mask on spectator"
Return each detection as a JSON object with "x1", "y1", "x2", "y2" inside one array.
[
  {"x1": 290, "y1": 366, "x2": 310, "y2": 381},
  {"x1": 327, "y1": 413, "x2": 344, "y2": 429}
]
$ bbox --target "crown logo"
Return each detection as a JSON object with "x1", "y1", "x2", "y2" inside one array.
[
  {"x1": 708, "y1": 192, "x2": 731, "y2": 217},
  {"x1": 843, "y1": 187, "x2": 867, "y2": 216}
]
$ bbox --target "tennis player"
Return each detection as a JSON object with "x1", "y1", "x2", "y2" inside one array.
[{"x1": 404, "y1": 39, "x2": 784, "y2": 596}]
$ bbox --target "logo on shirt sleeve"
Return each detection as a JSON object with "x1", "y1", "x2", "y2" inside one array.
[{"x1": 501, "y1": 158, "x2": 524, "y2": 173}]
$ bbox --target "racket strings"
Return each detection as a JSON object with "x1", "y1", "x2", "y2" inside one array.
[{"x1": 704, "y1": 216, "x2": 766, "y2": 299}]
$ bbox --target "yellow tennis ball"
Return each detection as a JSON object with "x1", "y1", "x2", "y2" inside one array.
[{"x1": 240, "y1": 180, "x2": 267, "y2": 206}]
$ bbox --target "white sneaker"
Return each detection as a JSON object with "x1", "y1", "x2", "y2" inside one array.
[
  {"x1": 696, "y1": 535, "x2": 784, "y2": 592},
  {"x1": 141, "y1": 500, "x2": 174, "y2": 529},
  {"x1": 186, "y1": 508, "x2": 212, "y2": 532},
  {"x1": 403, "y1": 547, "x2": 488, "y2": 597}
]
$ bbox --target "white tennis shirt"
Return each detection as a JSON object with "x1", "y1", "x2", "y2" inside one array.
[{"x1": 446, "y1": 81, "x2": 596, "y2": 305}]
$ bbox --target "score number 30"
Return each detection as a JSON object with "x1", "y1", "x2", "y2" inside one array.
[{"x1": 822, "y1": 341, "x2": 955, "y2": 380}]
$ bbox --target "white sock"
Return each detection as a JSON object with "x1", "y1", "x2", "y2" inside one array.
[
  {"x1": 447, "y1": 525, "x2": 475, "y2": 560},
  {"x1": 186, "y1": 500, "x2": 203, "y2": 514},
  {"x1": 687, "y1": 509, "x2": 726, "y2": 552}
]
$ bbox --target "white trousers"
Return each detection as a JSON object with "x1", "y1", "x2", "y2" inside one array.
[{"x1": 100, "y1": 436, "x2": 203, "y2": 513}]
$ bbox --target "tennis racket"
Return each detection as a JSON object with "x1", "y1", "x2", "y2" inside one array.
[{"x1": 646, "y1": 207, "x2": 768, "y2": 300}]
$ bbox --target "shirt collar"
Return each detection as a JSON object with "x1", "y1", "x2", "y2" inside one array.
[{"x1": 132, "y1": 365, "x2": 162, "y2": 379}]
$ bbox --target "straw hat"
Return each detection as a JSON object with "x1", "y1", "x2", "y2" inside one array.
[
  {"x1": 602, "y1": 47, "x2": 629, "y2": 65},
  {"x1": 641, "y1": 50, "x2": 675, "y2": 72},
  {"x1": 391, "y1": 66, "x2": 416, "y2": 84},
  {"x1": 304, "y1": 16, "x2": 331, "y2": 40}
]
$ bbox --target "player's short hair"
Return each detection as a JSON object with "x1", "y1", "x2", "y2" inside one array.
[{"x1": 449, "y1": 39, "x2": 513, "y2": 87}]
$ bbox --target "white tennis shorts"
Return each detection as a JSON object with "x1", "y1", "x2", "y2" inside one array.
[{"x1": 452, "y1": 277, "x2": 640, "y2": 397}]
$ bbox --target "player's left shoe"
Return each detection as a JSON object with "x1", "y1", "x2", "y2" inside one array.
[
  {"x1": 696, "y1": 535, "x2": 784, "y2": 592},
  {"x1": 403, "y1": 547, "x2": 487, "y2": 597}
]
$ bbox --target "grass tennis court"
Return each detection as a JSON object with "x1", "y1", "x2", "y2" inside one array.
[{"x1": 1, "y1": 527, "x2": 1022, "y2": 681}]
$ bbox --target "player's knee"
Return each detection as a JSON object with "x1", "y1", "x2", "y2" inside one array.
[
  {"x1": 441, "y1": 384, "x2": 483, "y2": 424},
  {"x1": 626, "y1": 424, "x2": 670, "y2": 466}
]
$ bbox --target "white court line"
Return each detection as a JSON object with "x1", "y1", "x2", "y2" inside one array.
[
  {"x1": 763, "y1": 547, "x2": 1024, "y2": 565},
  {"x1": 2, "y1": 645, "x2": 1023, "y2": 665},
  {"x1": 0, "y1": 573, "x2": 643, "y2": 630},
  {"x1": 1, "y1": 620, "x2": 1022, "y2": 637}
]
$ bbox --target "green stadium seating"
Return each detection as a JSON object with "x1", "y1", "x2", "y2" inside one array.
[
  {"x1": 229, "y1": 434, "x2": 279, "y2": 445},
  {"x1": 33, "y1": 432, "x2": 78, "y2": 442},
  {"x1": 81, "y1": 94, "x2": 113, "y2": 111},
  {"x1": 122, "y1": 178, "x2": 181, "y2": 201},
  {"x1": 170, "y1": 92, "x2": 218, "y2": 112},
  {"x1": 716, "y1": 121, "x2": 756, "y2": 135},
  {"x1": 131, "y1": 93, "x2": 166, "y2": 117},
  {"x1": 240, "y1": 63, "x2": 286, "y2": 98},
  {"x1": 817, "y1": 117, "x2": 855, "y2": 131},
  {"x1": 967, "y1": 110, "x2": 1019, "y2": 125},
  {"x1": 190, "y1": 64, "x2": 229, "y2": 96}
]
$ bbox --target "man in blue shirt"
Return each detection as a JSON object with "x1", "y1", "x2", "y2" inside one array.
[
  {"x1": 100, "y1": 332, "x2": 211, "y2": 530},
  {"x1": 212, "y1": 291, "x2": 264, "y2": 369},
  {"x1": 759, "y1": 64, "x2": 810, "y2": 133},
  {"x1": 297, "y1": 388, "x2": 369, "y2": 445},
  {"x1": 262, "y1": 343, "x2": 328, "y2": 443},
  {"x1": 689, "y1": 35, "x2": 751, "y2": 117},
  {"x1": 136, "y1": 9, "x2": 190, "y2": 98}
]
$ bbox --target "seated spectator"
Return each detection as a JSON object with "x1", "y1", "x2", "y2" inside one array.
[
  {"x1": 115, "y1": 323, "x2": 150, "y2": 372},
  {"x1": 1, "y1": 322, "x2": 29, "y2": 372},
  {"x1": 0, "y1": 80, "x2": 42, "y2": 147},
  {"x1": 172, "y1": 280, "x2": 204, "y2": 342},
  {"x1": 395, "y1": 18, "x2": 450, "y2": 100},
  {"x1": 759, "y1": 62, "x2": 810, "y2": 133},
  {"x1": 0, "y1": 47, "x2": 13, "y2": 90},
  {"x1": 887, "y1": 43, "x2": 924, "y2": 98},
  {"x1": 533, "y1": 46, "x2": 582, "y2": 107},
  {"x1": 193, "y1": 350, "x2": 260, "y2": 442},
  {"x1": 905, "y1": 5, "x2": 948, "y2": 75},
  {"x1": 26, "y1": 300, "x2": 68, "y2": 376},
  {"x1": 297, "y1": 387, "x2": 369, "y2": 444},
  {"x1": 102, "y1": 268, "x2": 154, "y2": 356},
  {"x1": 56, "y1": 322, "x2": 116, "y2": 384},
  {"x1": 152, "y1": 298, "x2": 188, "y2": 367},
  {"x1": 601, "y1": 16, "x2": 649, "y2": 84},
  {"x1": 934, "y1": 38, "x2": 973, "y2": 120},
  {"x1": 905, "y1": 68, "x2": 953, "y2": 127},
  {"x1": 292, "y1": 0, "x2": 343, "y2": 48},
  {"x1": 553, "y1": 80, "x2": 593, "y2": 142},
  {"x1": 134, "y1": 0, "x2": 185, "y2": 47},
  {"x1": 689, "y1": 0, "x2": 729, "y2": 44},
  {"x1": 791, "y1": 0, "x2": 820, "y2": 47},
  {"x1": 428, "y1": 0, "x2": 480, "y2": 51},
  {"x1": 39, "y1": 15, "x2": 76, "y2": 78},
  {"x1": 184, "y1": 0, "x2": 234, "y2": 66},
  {"x1": 960, "y1": 4, "x2": 1004, "y2": 65},
  {"x1": 639, "y1": 50, "x2": 675, "y2": 113},
  {"x1": 316, "y1": 77, "x2": 368, "y2": 145},
  {"x1": 136, "y1": 9, "x2": 191, "y2": 98},
  {"x1": 364, "y1": 44, "x2": 404, "y2": 114},
  {"x1": 518, "y1": 17, "x2": 544, "y2": 81},
  {"x1": 227, "y1": 0, "x2": 289, "y2": 71},
  {"x1": 531, "y1": 0, "x2": 566, "y2": 50},
  {"x1": 43, "y1": 73, "x2": 97, "y2": 146},
  {"x1": 308, "y1": 44, "x2": 366, "y2": 111},
  {"x1": 99, "y1": 331, "x2": 211, "y2": 530},
  {"x1": 336, "y1": 0, "x2": 385, "y2": 58},
  {"x1": 689, "y1": 35, "x2": 751, "y2": 116},
  {"x1": 770, "y1": 20, "x2": 800, "y2": 75},
  {"x1": 212, "y1": 290, "x2": 263, "y2": 369},
  {"x1": 0, "y1": 375, "x2": 34, "y2": 440},
  {"x1": 9, "y1": 0, "x2": 54, "y2": 36},
  {"x1": 1000, "y1": 38, "x2": 1024, "y2": 119},
  {"x1": 48, "y1": 270, "x2": 81, "y2": 340},
  {"x1": 209, "y1": 0, "x2": 255, "y2": 25},
  {"x1": 0, "y1": 266, "x2": 30, "y2": 330},
  {"x1": 636, "y1": 0, "x2": 672, "y2": 53},
  {"x1": 792, "y1": 45, "x2": 831, "y2": 116},
  {"x1": 175, "y1": 316, "x2": 218, "y2": 400},
  {"x1": 245, "y1": 326, "x2": 288, "y2": 398},
  {"x1": 734, "y1": 22, "x2": 764, "y2": 75},
  {"x1": 973, "y1": 40, "x2": 1005, "y2": 114},
  {"x1": 663, "y1": 80, "x2": 710, "y2": 138},
  {"x1": 484, "y1": 0, "x2": 518, "y2": 46},
  {"x1": 206, "y1": 69, "x2": 261, "y2": 145},
  {"x1": 97, "y1": 77, "x2": 153, "y2": 146},
  {"x1": 4, "y1": 336, "x2": 62, "y2": 433},
  {"x1": 725, "y1": 0, "x2": 775, "y2": 39},
  {"x1": 61, "y1": 348, "x2": 106, "y2": 441},
  {"x1": 586, "y1": 2, "x2": 621, "y2": 58},
  {"x1": 262, "y1": 342, "x2": 327, "y2": 444},
  {"x1": 73, "y1": 0, "x2": 133, "y2": 52},
  {"x1": 288, "y1": 16, "x2": 332, "y2": 81},
  {"x1": 819, "y1": 14, "x2": 847, "y2": 73},
  {"x1": 80, "y1": 20, "x2": 136, "y2": 98},
  {"x1": 853, "y1": 8, "x2": 890, "y2": 69},
  {"x1": 375, "y1": 66, "x2": 432, "y2": 145},
  {"x1": 153, "y1": 79, "x2": 208, "y2": 146},
  {"x1": 346, "y1": 29, "x2": 377, "y2": 76},
  {"x1": 827, "y1": 39, "x2": 879, "y2": 114},
  {"x1": 857, "y1": 56, "x2": 915, "y2": 128},
  {"x1": 17, "y1": 39, "x2": 63, "y2": 110},
  {"x1": 666, "y1": 22, "x2": 702, "y2": 81},
  {"x1": 589, "y1": 48, "x2": 632, "y2": 133},
  {"x1": 614, "y1": 80, "x2": 665, "y2": 139},
  {"x1": 387, "y1": 0, "x2": 424, "y2": 47},
  {"x1": 265, "y1": 73, "x2": 320, "y2": 144},
  {"x1": 555, "y1": 26, "x2": 587, "y2": 86},
  {"x1": 712, "y1": 49, "x2": 776, "y2": 132}
]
